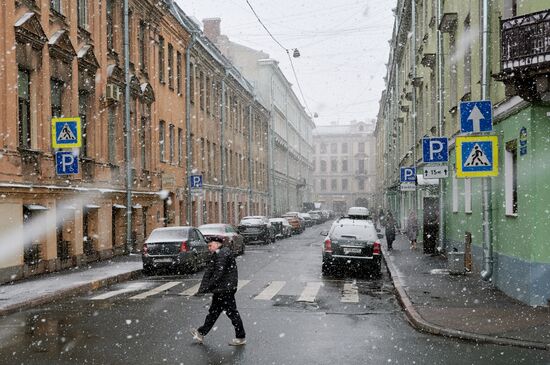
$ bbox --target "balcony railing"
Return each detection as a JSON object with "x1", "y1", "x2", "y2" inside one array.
[{"x1": 501, "y1": 10, "x2": 550, "y2": 73}]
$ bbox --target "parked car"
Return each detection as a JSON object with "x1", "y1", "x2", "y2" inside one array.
[
  {"x1": 308, "y1": 212, "x2": 322, "y2": 224},
  {"x1": 142, "y1": 226, "x2": 209, "y2": 275},
  {"x1": 198, "y1": 223, "x2": 245, "y2": 255},
  {"x1": 308, "y1": 210, "x2": 325, "y2": 223},
  {"x1": 282, "y1": 214, "x2": 305, "y2": 234},
  {"x1": 237, "y1": 216, "x2": 275, "y2": 244},
  {"x1": 320, "y1": 218, "x2": 383, "y2": 276},
  {"x1": 298, "y1": 213, "x2": 314, "y2": 227},
  {"x1": 269, "y1": 218, "x2": 292, "y2": 238}
]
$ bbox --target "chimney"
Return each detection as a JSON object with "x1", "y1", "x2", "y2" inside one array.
[{"x1": 203, "y1": 18, "x2": 221, "y2": 43}]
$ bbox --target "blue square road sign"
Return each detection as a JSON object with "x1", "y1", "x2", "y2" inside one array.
[
  {"x1": 422, "y1": 137, "x2": 448, "y2": 163},
  {"x1": 460, "y1": 101, "x2": 492, "y2": 133},
  {"x1": 190, "y1": 175, "x2": 203, "y2": 188},
  {"x1": 400, "y1": 167, "x2": 416, "y2": 183},
  {"x1": 55, "y1": 151, "x2": 79, "y2": 175}
]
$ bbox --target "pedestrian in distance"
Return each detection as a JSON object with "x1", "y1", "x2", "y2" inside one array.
[
  {"x1": 385, "y1": 211, "x2": 397, "y2": 251},
  {"x1": 191, "y1": 239, "x2": 246, "y2": 346},
  {"x1": 406, "y1": 210, "x2": 418, "y2": 250}
]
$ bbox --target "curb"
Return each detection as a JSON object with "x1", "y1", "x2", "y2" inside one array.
[
  {"x1": 382, "y1": 248, "x2": 550, "y2": 351},
  {"x1": 0, "y1": 269, "x2": 142, "y2": 317}
]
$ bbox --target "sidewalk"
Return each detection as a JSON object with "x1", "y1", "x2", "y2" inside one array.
[
  {"x1": 382, "y1": 233, "x2": 550, "y2": 350},
  {"x1": 0, "y1": 255, "x2": 143, "y2": 316}
]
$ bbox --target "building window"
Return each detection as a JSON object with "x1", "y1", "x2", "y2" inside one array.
[
  {"x1": 77, "y1": 0, "x2": 88, "y2": 29},
  {"x1": 331, "y1": 179, "x2": 337, "y2": 191},
  {"x1": 320, "y1": 179, "x2": 326, "y2": 191},
  {"x1": 358, "y1": 179, "x2": 365, "y2": 190},
  {"x1": 320, "y1": 143, "x2": 327, "y2": 154},
  {"x1": 159, "y1": 120, "x2": 165, "y2": 162},
  {"x1": 176, "y1": 51, "x2": 182, "y2": 94},
  {"x1": 342, "y1": 159, "x2": 348, "y2": 172},
  {"x1": 463, "y1": 16, "x2": 471, "y2": 96},
  {"x1": 169, "y1": 124, "x2": 175, "y2": 164},
  {"x1": 178, "y1": 128, "x2": 183, "y2": 166},
  {"x1": 158, "y1": 36, "x2": 165, "y2": 83},
  {"x1": 505, "y1": 140, "x2": 518, "y2": 215},
  {"x1": 199, "y1": 71, "x2": 205, "y2": 110},
  {"x1": 140, "y1": 108, "x2": 149, "y2": 170},
  {"x1": 464, "y1": 179, "x2": 472, "y2": 213},
  {"x1": 108, "y1": 106, "x2": 116, "y2": 163},
  {"x1": 50, "y1": 79, "x2": 63, "y2": 118},
  {"x1": 341, "y1": 143, "x2": 348, "y2": 154},
  {"x1": 206, "y1": 76, "x2": 211, "y2": 115},
  {"x1": 330, "y1": 143, "x2": 337, "y2": 154},
  {"x1": 18, "y1": 68, "x2": 31, "y2": 149},
  {"x1": 358, "y1": 159, "x2": 365, "y2": 173},
  {"x1": 106, "y1": 0, "x2": 114, "y2": 51},
  {"x1": 330, "y1": 159, "x2": 337, "y2": 172},
  {"x1": 358, "y1": 142, "x2": 365, "y2": 152},
  {"x1": 189, "y1": 63, "x2": 195, "y2": 104},
  {"x1": 50, "y1": 0, "x2": 61, "y2": 13},
  {"x1": 342, "y1": 178, "x2": 348, "y2": 191},
  {"x1": 320, "y1": 160, "x2": 327, "y2": 172},
  {"x1": 79, "y1": 91, "x2": 90, "y2": 157},
  {"x1": 138, "y1": 21, "x2": 147, "y2": 71},
  {"x1": 168, "y1": 43, "x2": 174, "y2": 89}
]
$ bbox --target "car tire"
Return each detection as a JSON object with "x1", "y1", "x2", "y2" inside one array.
[{"x1": 322, "y1": 260, "x2": 332, "y2": 276}]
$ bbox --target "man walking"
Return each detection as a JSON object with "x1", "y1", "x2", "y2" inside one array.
[{"x1": 191, "y1": 239, "x2": 246, "y2": 346}]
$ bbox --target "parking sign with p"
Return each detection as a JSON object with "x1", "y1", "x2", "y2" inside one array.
[
  {"x1": 422, "y1": 137, "x2": 448, "y2": 163},
  {"x1": 400, "y1": 167, "x2": 416, "y2": 183}
]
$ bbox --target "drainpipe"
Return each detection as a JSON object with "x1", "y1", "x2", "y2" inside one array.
[
  {"x1": 221, "y1": 72, "x2": 228, "y2": 222},
  {"x1": 185, "y1": 33, "x2": 197, "y2": 224},
  {"x1": 248, "y1": 104, "x2": 253, "y2": 215},
  {"x1": 411, "y1": 0, "x2": 418, "y2": 215},
  {"x1": 437, "y1": 0, "x2": 446, "y2": 253},
  {"x1": 480, "y1": 0, "x2": 493, "y2": 281},
  {"x1": 269, "y1": 75, "x2": 275, "y2": 216},
  {"x1": 123, "y1": 0, "x2": 132, "y2": 252}
]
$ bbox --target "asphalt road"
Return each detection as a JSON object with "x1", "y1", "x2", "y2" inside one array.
[{"x1": 1, "y1": 222, "x2": 549, "y2": 365}]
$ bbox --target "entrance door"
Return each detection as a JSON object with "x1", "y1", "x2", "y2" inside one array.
[{"x1": 423, "y1": 197, "x2": 439, "y2": 254}]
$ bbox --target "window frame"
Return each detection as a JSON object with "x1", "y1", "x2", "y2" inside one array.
[
  {"x1": 77, "y1": 0, "x2": 88, "y2": 30},
  {"x1": 158, "y1": 36, "x2": 165, "y2": 83},
  {"x1": 159, "y1": 120, "x2": 166, "y2": 162},
  {"x1": 167, "y1": 43, "x2": 174, "y2": 90},
  {"x1": 18, "y1": 68, "x2": 31, "y2": 149}
]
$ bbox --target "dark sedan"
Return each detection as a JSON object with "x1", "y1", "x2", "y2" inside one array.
[
  {"x1": 142, "y1": 226, "x2": 209, "y2": 275},
  {"x1": 198, "y1": 223, "x2": 245, "y2": 255},
  {"x1": 237, "y1": 216, "x2": 275, "y2": 244}
]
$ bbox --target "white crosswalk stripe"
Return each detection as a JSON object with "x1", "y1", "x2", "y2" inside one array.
[
  {"x1": 129, "y1": 281, "x2": 181, "y2": 300},
  {"x1": 254, "y1": 281, "x2": 286, "y2": 301},
  {"x1": 179, "y1": 283, "x2": 201, "y2": 297},
  {"x1": 91, "y1": 282, "x2": 148, "y2": 300},
  {"x1": 341, "y1": 280, "x2": 359, "y2": 303},
  {"x1": 297, "y1": 282, "x2": 323, "y2": 302},
  {"x1": 237, "y1": 280, "x2": 250, "y2": 291}
]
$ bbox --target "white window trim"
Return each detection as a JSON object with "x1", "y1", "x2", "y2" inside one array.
[{"x1": 464, "y1": 178, "x2": 472, "y2": 213}]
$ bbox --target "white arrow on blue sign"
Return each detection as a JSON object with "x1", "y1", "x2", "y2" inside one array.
[
  {"x1": 460, "y1": 100, "x2": 492, "y2": 133},
  {"x1": 400, "y1": 167, "x2": 416, "y2": 183},
  {"x1": 422, "y1": 137, "x2": 448, "y2": 163},
  {"x1": 55, "y1": 151, "x2": 79, "y2": 175}
]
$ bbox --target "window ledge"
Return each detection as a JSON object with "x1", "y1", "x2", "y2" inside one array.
[
  {"x1": 465, "y1": 210, "x2": 472, "y2": 214},
  {"x1": 506, "y1": 213, "x2": 518, "y2": 218}
]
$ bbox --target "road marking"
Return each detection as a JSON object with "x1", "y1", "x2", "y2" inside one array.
[
  {"x1": 91, "y1": 282, "x2": 148, "y2": 300},
  {"x1": 237, "y1": 280, "x2": 251, "y2": 291},
  {"x1": 179, "y1": 283, "x2": 201, "y2": 296},
  {"x1": 341, "y1": 280, "x2": 359, "y2": 303},
  {"x1": 297, "y1": 282, "x2": 322, "y2": 302},
  {"x1": 254, "y1": 281, "x2": 286, "y2": 300},
  {"x1": 129, "y1": 281, "x2": 181, "y2": 300}
]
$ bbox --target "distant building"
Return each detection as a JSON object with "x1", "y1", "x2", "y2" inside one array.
[
  {"x1": 312, "y1": 121, "x2": 376, "y2": 214},
  {"x1": 203, "y1": 18, "x2": 315, "y2": 215}
]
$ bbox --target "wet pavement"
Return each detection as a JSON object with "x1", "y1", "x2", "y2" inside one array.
[{"x1": 0, "y1": 222, "x2": 549, "y2": 364}]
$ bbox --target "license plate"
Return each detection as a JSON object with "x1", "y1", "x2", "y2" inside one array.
[
  {"x1": 344, "y1": 248, "x2": 362, "y2": 254},
  {"x1": 154, "y1": 258, "x2": 172, "y2": 263}
]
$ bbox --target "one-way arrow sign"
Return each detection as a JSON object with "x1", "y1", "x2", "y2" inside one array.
[{"x1": 460, "y1": 101, "x2": 492, "y2": 133}]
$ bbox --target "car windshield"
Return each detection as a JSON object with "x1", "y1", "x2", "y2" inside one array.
[{"x1": 146, "y1": 228, "x2": 189, "y2": 242}]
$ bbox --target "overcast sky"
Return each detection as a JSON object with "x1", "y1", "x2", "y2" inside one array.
[{"x1": 175, "y1": 0, "x2": 396, "y2": 126}]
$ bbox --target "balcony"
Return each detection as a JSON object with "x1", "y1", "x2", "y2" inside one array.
[{"x1": 496, "y1": 10, "x2": 550, "y2": 102}]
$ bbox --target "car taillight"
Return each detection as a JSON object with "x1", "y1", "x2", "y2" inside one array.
[
  {"x1": 142, "y1": 243, "x2": 148, "y2": 255},
  {"x1": 373, "y1": 241, "x2": 381, "y2": 255},
  {"x1": 324, "y1": 238, "x2": 332, "y2": 253},
  {"x1": 180, "y1": 241, "x2": 189, "y2": 252}
]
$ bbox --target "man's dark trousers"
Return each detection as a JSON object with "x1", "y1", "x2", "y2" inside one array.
[{"x1": 198, "y1": 291, "x2": 246, "y2": 339}]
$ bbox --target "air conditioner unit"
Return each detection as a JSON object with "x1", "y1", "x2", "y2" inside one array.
[{"x1": 106, "y1": 83, "x2": 121, "y2": 102}]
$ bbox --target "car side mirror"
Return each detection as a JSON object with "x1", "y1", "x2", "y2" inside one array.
[
  {"x1": 377, "y1": 233, "x2": 384, "y2": 239},
  {"x1": 320, "y1": 231, "x2": 328, "y2": 236}
]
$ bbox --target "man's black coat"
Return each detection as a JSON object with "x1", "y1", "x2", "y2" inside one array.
[{"x1": 198, "y1": 246, "x2": 238, "y2": 294}]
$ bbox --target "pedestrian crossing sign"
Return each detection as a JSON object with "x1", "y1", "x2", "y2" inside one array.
[
  {"x1": 456, "y1": 136, "x2": 498, "y2": 178},
  {"x1": 51, "y1": 117, "x2": 82, "y2": 148}
]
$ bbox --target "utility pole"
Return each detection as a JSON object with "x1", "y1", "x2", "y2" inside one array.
[
  {"x1": 123, "y1": 0, "x2": 132, "y2": 252},
  {"x1": 185, "y1": 33, "x2": 197, "y2": 225}
]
